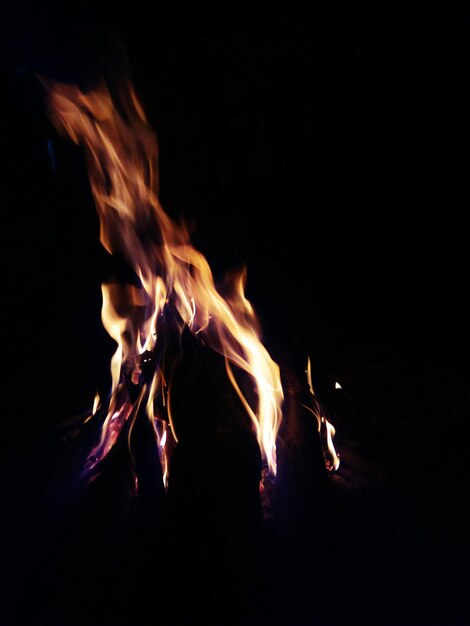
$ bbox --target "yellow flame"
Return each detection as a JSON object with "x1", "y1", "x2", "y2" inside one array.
[
  {"x1": 44, "y1": 77, "x2": 284, "y2": 481},
  {"x1": 83, "y1": 392, "x2": 101, "y2": 424},
  {"x1": 92, "y1": 392, "x2": 101, "y2": 416},
  {"x1": 304, "y1": 357, "x2": 340, "y2": 472},
  {"x1": 321, "y1": 416, "x2": 340, "y2": 472}
]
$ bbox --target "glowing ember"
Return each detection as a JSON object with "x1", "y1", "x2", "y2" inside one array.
[{"x1": 43, "y1": 76, "x2": 284, "y2": 486}]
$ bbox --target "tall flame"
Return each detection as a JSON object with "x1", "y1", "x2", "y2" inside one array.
[{"x1": 44, "y1": 77, "x2": 284, "y2": 483}]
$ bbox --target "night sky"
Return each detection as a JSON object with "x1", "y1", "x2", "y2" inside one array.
[{"x1": 1, "y1": 2, "x2": 469, "y2": 625}]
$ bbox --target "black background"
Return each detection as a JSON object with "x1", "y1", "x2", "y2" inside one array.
[{"x1": 1, "y1": 2, "x2": 469, "y2": 625}]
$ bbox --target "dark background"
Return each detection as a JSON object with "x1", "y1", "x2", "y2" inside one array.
[{"x1": 1, "y1": 2, "x2": 469, "y2": 625}]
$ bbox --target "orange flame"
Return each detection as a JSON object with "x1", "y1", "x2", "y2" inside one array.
[{"x1": 43, "y1": 77, "x2": 284, "y2": 484}]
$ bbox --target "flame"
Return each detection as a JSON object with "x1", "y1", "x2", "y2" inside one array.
[
  {"x1": 43, "y1": 77, "x2": 284, "y2": 484},
  {"x1": 83, "y1": 392, "x2": 101, "y2": 424},
  {"x1": 303, "y1": 357, "x2": 340, "y2": 472},
  {"x1": 92, "y1": 392, "x2": 101, "y2": 416}
]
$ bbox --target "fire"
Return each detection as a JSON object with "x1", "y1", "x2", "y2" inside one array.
[
  {"x1": 43, "y1": 76, "x2": 284, "y2": 485},
  {"x1": 43, "y1": 75, "x2": 340, "y2": 491},
  {"x1": 304, "y1": 357, "x2": 340, "y2": 472}
]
